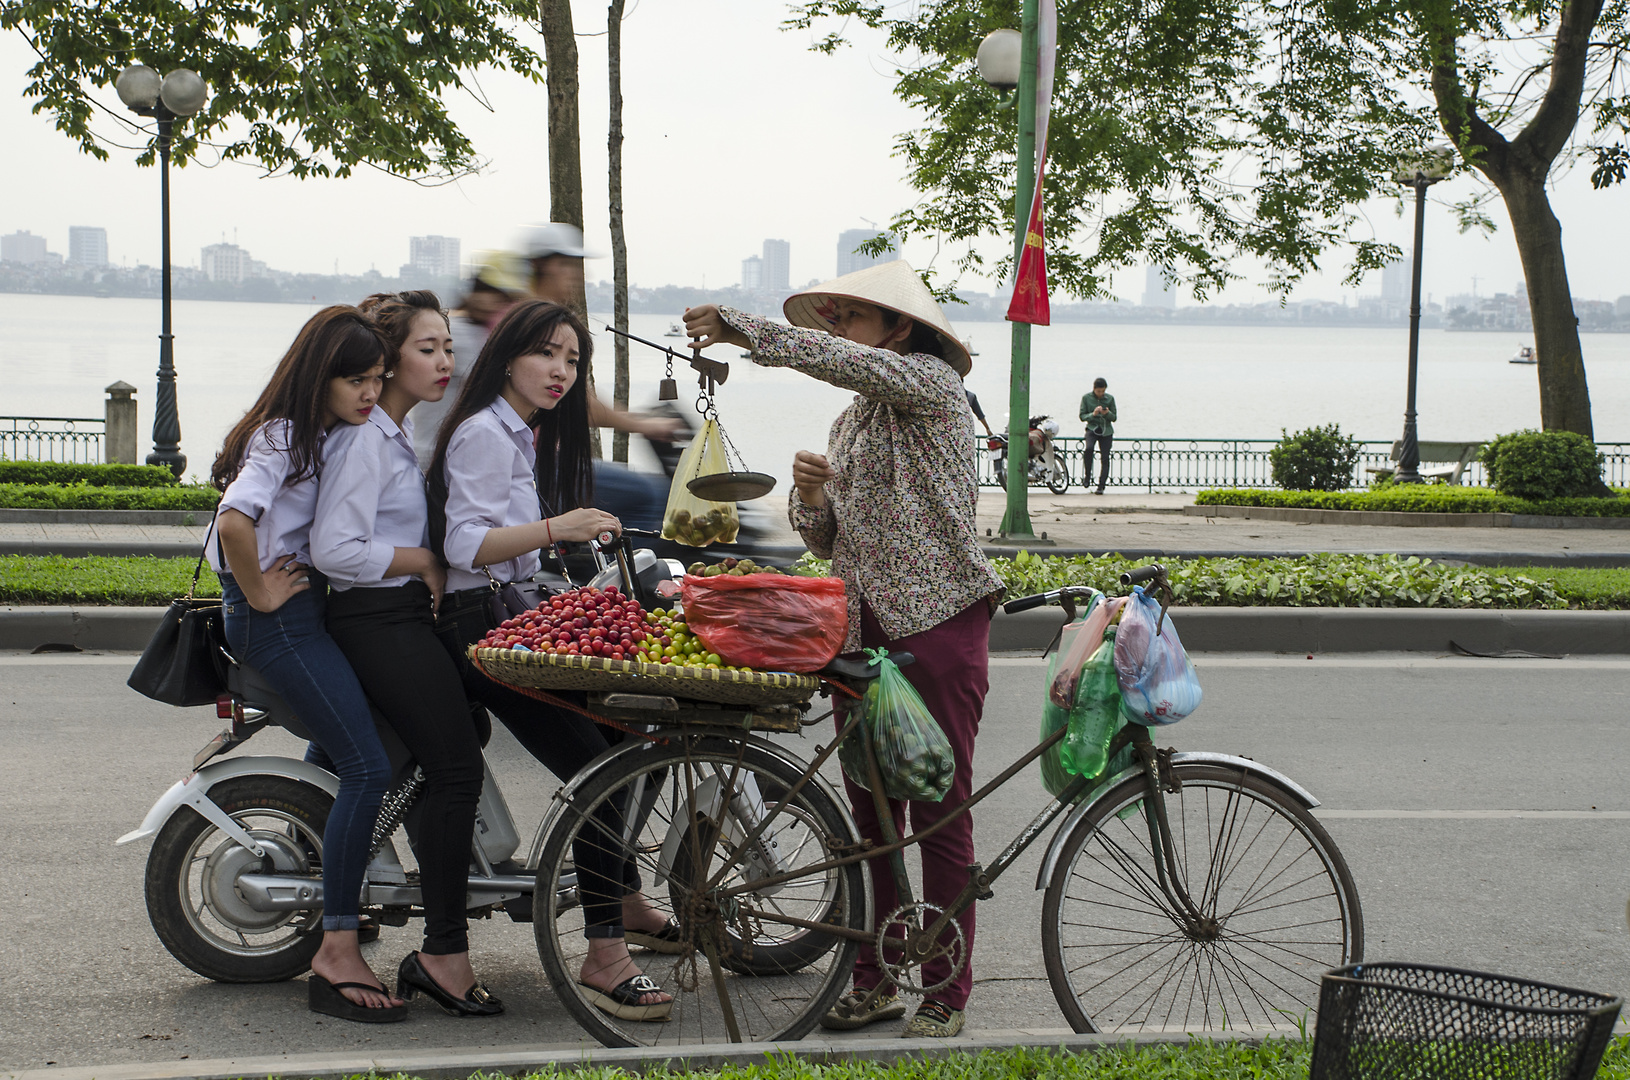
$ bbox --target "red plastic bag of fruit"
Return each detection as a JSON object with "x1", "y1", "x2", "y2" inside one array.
[{"x1": 680, "y1": 574, "x2": 847, "y2": 673}]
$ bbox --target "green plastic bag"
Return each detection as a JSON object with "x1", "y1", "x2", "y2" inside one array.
[{"x1": 838, "y1": 648, "x2": 956, "y2": 802}]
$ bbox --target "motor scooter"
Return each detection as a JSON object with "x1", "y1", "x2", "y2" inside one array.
[
  {"x1": 116, "y1": 536, "x2": 816, "y2": 985},
  {"x1": 990, "y1": 415, "x2": 1070, "y2": 494}
]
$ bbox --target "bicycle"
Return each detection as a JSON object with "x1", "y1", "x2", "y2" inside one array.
[{"x1": 514, "y1": 564, "x2": 1364, "y2": 1047}]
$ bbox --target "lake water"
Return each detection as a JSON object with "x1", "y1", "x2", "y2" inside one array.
[{"x1": 5, "y1": 293, "x2": 1629, "y2": 482}]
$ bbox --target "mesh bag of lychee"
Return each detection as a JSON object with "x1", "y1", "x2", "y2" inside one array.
[{"x1": 679, "y1": 572, "x2": 847, "y2": 672}]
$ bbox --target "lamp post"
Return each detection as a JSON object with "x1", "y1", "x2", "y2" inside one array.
[
  {"x1": 977, "y1": 12, "x2": 1039, "y2": 539},
  {"x1": 1392, "y1": 145, "x2": 1454, "y2": 485},
  {"x1": 115, "y1": 64, "x2": 208, "y2": 478}
]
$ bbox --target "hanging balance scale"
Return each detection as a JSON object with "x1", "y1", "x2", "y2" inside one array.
[{"x1": 603, "y1": 324, "x2": 777, "y2": 501}]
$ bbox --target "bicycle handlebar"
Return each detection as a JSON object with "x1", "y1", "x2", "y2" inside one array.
[
  {"x1": 1121, "y1": 563, "x2": 1166, "y2": 587},
  {"x1": 1001, "y1": 593, "x2": 1052, "y2": 614}
]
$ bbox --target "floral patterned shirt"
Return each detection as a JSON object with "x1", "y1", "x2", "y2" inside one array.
[{"x1": 721, "y1": 308, "x2": 1005, "y2": 649}]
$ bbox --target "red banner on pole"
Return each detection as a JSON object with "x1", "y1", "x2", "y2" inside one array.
[{"x1": 1007, "y1": 153, "x2": 1050, "y2": 325}]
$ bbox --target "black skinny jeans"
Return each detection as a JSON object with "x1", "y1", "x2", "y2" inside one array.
[
  {"x1": 1085, "y1": 430, "x2": 1114, "y2": 488},
  {"x1": 327, "y1": 581, "x2": 484, "y2": 955},
  {"x1": 434, "y1": 587, "x2": 640, "y2": 938}
]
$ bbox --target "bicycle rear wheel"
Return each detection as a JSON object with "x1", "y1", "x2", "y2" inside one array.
[
  {"x1": 1042, "y1": 763, "x2": 1362, "y2": 1034},
  {"x1": 533, "y1": 736, "x2": 865, "y2": 1047}
]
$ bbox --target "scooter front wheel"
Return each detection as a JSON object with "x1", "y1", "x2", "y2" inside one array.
[{"x1": 145, "y1": 775, "x2": 330, "y2": 983}]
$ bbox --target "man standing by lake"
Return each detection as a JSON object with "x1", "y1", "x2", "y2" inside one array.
[{"x1": 1080, "y1": 377, "x2": 1116, "y2": 495}]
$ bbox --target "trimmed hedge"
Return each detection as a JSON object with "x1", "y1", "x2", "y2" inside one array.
[
  {"x1": 1196, "y1": 486, "x2": 1630, "y2": 516},
  {"x1": 794, "y1": 551, "x2": 1630, "y2": 609},
  {"x1": 0, "y1": 461, "x2": 179, "y2": 487},
  {"x1": 0, "y1": 482, "x2": 219, "y2": 511}
]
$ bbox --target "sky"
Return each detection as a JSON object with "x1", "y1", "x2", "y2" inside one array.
[{"x1": 4, "y1": 1, "x2": 1629, "y2": 310}]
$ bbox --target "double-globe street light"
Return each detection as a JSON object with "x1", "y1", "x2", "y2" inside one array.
[
  {"x1": 115, "y1": 64, "x2": 208, "y2": 477},
  {"x1": 976, "y1": 14, "x2": 1041, "y2": 538},
  {"x1": 1392, "y1": 145, "x2": 1455, "y2": 484}
]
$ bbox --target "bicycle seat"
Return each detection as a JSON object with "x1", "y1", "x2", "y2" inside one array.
[{"x1": 817, "y1": 651, "x2": 915, "y2": 682}]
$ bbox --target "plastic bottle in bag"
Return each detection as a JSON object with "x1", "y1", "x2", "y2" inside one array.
[{"x1": 1061, "y1": 629, "x2": 1122, "y2": 780}]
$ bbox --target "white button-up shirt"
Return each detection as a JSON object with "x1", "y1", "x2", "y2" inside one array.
[
  {"x1": 311, "y1": 410, "x2": 429, "y2": 591},
  {"x1": 208, "y1": 420, "x2": 325, "y2": 574},
  {"x1": 441, "y1": 398, "x2": 542, "y2": 593}
]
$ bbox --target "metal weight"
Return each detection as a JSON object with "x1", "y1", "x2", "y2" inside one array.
[{"x1": 658, "y1": 377, "x2": 679, "y2": 401}]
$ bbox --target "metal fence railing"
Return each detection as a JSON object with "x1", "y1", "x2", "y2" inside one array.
[
  {"x1": 976, "y1": 436, "x2": 1630, "y2": 492},
  {"x1": 1, "y1": 416, "x2": 106, "y2": 464}
]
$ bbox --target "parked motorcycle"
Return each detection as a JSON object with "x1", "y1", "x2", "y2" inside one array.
[
  {"x1": 990, "y1": 415, "x2": 1070, "y2": 494},
  {"x1": 116, "y1": 537, "x2": 813, "y2": 985}
]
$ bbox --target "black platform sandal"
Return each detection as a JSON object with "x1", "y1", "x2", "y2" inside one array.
[
  {"x1": 624, "y1": 919, "x2": 686, "y2": 955},
  {"x1": 307, "y1": 974, "x2": 407, "y2": 1024},
  {"x1": 577, "y1": 974, "x2": 673, "y2": 1022}
]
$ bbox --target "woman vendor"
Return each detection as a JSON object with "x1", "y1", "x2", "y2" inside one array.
[{"x1": 683, "y1": 260, "x2": 1003, "y2": 1039}]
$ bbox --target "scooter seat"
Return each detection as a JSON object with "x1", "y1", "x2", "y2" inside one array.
[{"x1": 818, "y1": 651, "x2": 915, "y2": 682}]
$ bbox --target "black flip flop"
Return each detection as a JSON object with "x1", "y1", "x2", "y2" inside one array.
[
  {"x1": 625, "y1": 919, "x2": 685, "y2": 955},
  {"x1": 308, "y1": 974, "x2": 407, "y2": 1024}
]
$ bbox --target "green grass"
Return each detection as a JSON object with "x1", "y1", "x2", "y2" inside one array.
[
  {"x1": 0, "y1": 481, "x2": 219, "y2": 511},
  {"x1": 1196, "y1": 486, "x2": 1630, "y2": 516},
  {"x1": 314, "y1": 1036, "x2": 1630, "y2": 1080},
  {"x1": 0, "y1": 555, "x2": 221, "y2": 606}
]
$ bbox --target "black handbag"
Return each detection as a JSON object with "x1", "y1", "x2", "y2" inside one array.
[
  {"x1": 484, "y1": 566, "x2": 548, "y2": 624},
  {"x1": 127, "y1": 513, "x2": 229, "y2": 707}
]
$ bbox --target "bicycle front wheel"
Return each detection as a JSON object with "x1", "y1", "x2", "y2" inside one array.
[
  {"x1": 534, "y1": 736, "x2": 866, "y2": 1047},
  {"x1": 1042, "y1": 763, "x2": 1362, "y2": 1034}
]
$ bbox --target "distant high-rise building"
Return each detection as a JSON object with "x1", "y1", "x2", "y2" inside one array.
[
  {"x1": 761, "y1": 239, "x2": 790, "y2": 292},
  {"x1": 408, "y1": 235, "x2": 461, "y2": 280},
  {"x1": 1381, "y1": 255, "x2": 1409, "y2": 305},
  {"x1": 201, "y1": 242, "x2": 253, "y2": 283},
  {"x1": 836, "y1": 229, "x2": 898, "y2": 277},
  {"x1": 1, "y1": 230, "x2": 48, "y2": 265},
  {"x1": 741, "y1": 255, "x2": 763, "y2": 291},
  {"x1": 1141, "y1": 265, "x2": 1175, "y2": 309},
  {"x1": 68, "y1": 226, "x2": 108, "y2": 268}
]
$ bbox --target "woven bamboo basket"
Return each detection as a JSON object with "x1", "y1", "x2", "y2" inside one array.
[{"x1": 470, "y1": 647, "x2": 821, "y2": 706}]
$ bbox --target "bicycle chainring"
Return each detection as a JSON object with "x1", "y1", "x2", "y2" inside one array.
[{"x1": 876, "y1": 902, "x2": 967, "y2": 996}]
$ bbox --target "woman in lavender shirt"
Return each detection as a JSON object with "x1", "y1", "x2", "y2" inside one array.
[
  {"x1": 427, "y1": 299, "x2": 675, "y2": 1022},
  {"x1": 311, "y1": 291, "x2": 500, "y2": 1018},
  {"x1": 209, "y1": 307, "x2": 403, "y2": 1022}
]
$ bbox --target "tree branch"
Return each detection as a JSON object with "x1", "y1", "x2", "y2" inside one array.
[
  {"x1": 1513, "y1": 0, "x2": 1610, "y2": 169},
  {"x1": 1424, "y1": 6, "x2": 1512, "y2": 180}
]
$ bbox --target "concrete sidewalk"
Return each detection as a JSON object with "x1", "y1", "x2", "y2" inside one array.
[{"x1": 4, "y1": 491, "x2": 1628, "y2": 564}]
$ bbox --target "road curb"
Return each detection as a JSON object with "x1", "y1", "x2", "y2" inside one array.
[
  {"x1": 7, "y1": 603, "x2": 1630, "y2": 655},
  {"x1": 1, "y1": 1031, "x2": 1264, "y2": 1080},
  {"x1": 0, "y1": 508, "x2": 212, "y2": 525}
]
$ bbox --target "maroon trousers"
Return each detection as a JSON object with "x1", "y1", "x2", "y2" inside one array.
[{"x1": 840, "y1": 598, "x2": 991, "y2": 1011}]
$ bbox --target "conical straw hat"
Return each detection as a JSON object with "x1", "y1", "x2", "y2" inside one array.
[{"x1": 783, "y1": 260, "x2": 972, "y2": 377}]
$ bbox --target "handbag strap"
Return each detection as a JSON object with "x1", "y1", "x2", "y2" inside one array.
[{"x1": 187, "y1": 503, "x2": 222, "y2": 601}]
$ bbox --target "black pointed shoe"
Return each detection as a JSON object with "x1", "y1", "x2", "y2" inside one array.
[{"x1": 395, "y1": 951, "x2": 504, "y2": 1017}]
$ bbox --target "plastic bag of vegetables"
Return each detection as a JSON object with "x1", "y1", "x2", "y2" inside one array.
[
  {"x1": 837, "y1": 648, "x2": 955, "y2": 802},
  {"x1": 1113, "y1": 585, "x2": 1202, "y2": 726}
]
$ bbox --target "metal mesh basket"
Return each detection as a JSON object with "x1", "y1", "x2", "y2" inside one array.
[{"x1": 1311, "y1": 962, "x2": 1622, "y2": 1080}]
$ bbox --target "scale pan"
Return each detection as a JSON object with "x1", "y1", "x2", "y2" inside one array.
[{"x1": 687, "y1": 471, "x2": 776, "y2": 502}]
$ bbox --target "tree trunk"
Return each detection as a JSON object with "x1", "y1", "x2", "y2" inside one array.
[
  {"x1": 1498, "y1": 175, "x2": 1594, "y2": 437},
  {"x1": 537, "y1": 0, "x2": 598, "y2": 458},
  {"x1": 608, "y1": 0, "x2": 630, "y2": 464}
]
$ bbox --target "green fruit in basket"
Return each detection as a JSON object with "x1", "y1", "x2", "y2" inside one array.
[
  {"x1": 672, "y1": 509, "x2": 692, "y2": 526},
  {"x1": 687, "y1": 561, "x2": 706, "y2": 576}
]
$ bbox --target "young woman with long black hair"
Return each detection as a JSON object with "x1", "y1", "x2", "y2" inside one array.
[
  {"x1": 426, "y1": 299, "x2": 675, "y2": 1022},
  {"x1": 310, "y1": 291, "x2": 501, "y2": 1018},
  {"x1": 209, "y1": 307, "x2": 404, "y2": 1023}
]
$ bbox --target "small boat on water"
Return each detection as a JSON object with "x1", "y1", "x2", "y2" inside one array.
[
  {"x1": 1510, "y1": 344, "x2": 1537, "y2": 365},
  {"x1": 963, "y1": 338, "x2": 980, "y2": 357},
  {"x1": 664, "y1": 322, "x2": 683, "y2": 337}
]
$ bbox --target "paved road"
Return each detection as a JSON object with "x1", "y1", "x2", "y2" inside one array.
[{"x1": 3, "y1": 649, "x2": 1629, "y2": 1070}]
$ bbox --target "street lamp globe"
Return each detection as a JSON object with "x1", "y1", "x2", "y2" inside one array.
[
  {"x1": 159, "y1": 68, "x2": 208, "y2": 116},
  {"x1": 976, "y1": 28, "x2": 1022, "y2": 90},
  {"x1": 115, "y1": 64, "x2": 161, "y2": 110},
  {"x1": 1393, "y1": 144, "x2": 1455, "y2": 185}
]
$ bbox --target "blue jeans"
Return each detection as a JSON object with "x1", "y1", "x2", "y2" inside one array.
[{"x1": 219, "y1": 571, "x2": 391, "y2": 931}]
